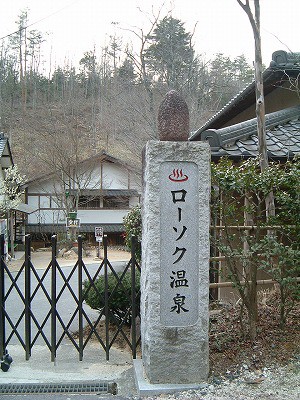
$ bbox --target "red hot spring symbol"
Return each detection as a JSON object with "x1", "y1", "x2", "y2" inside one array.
[{"x1": 169, "y1": 169, "x2": 188, "y2": 182}]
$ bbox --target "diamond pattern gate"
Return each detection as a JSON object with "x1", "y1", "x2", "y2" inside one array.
[{"x1": 0, "y1": 234, "x2": 141, "y2": 362}]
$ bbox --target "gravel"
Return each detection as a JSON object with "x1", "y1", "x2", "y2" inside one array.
[{"x1": 136, "y1": 357, "x2": 300, "y2": 400}]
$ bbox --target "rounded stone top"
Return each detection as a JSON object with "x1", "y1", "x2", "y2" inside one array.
[{"x1": 158, "y1": 90, "x2": 189, "y2": 141}]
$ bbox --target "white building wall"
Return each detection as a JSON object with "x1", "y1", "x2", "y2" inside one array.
[
  {"x1": 81, "y1": 164, "x2": 101, "y2": 189},
  {"x1": 26, "y1": 158, "x2": 141, "y2": 229},
  {"x1": 77, "y1": 209, "x2": 128, "y2": 224},
  {"x1": 28, "y1": 196, "x2": 39, "y2": 209},
  {"x1": 27, "y1": 177, "x2": 62, "y2": 194},
  {"x1": 27, "y1": 162, "x2": 134, "y2": 194},
  {"x1": 102, "y1": 163, "x2": 128, "y2": 189},
  {"x1": 28, "y1": 209, "x2": 66, "y2": 225}
]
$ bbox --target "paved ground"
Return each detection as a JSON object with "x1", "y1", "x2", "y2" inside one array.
[
  {"x1": 6, "y1": 247, "x2": 131, "y2": 271},
  {"x1": 0, "y1": 343, "x2": 137, "y2": 396},
  {"x1": 1, "y1": 248, "x2": 137, "y2": 398}
]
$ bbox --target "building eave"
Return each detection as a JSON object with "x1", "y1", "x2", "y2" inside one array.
[{"x1": 190, "y1": 52, "x2": 300, "y2": 142}]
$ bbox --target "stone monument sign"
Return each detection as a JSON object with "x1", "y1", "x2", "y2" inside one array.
[{"x1": 138, "y1": 91, "x2": 210, "y2": 387}]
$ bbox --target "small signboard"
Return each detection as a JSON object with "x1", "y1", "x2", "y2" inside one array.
[
  {"x1": 95, "y1": 226, "x2": 103, "y2": 242},
  {"x1": 66, "y1": 217, "x2": 80, "y2": 228}
]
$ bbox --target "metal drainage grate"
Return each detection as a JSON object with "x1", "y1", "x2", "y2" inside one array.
[{"x1": 0, "y1": 381, "x2": 117, "y2": 395}]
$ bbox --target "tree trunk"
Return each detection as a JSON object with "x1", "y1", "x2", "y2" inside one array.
[
  {"x1": 237, "y1": 0, "x2": 276, "y2": 220},
  {"x1": 248, "y1": 305, "x2": 258, "y2": 340},
  {"x1": 9, "y1": 210, "x2": 15, "y2": 259},
  {"x1": 244, "y1": 193, "x2": 258, "y2": 340}
]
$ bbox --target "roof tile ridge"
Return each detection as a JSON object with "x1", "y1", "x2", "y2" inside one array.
[
  {"x1": 189, "y1": 82, "x2": 255, "y2": 140},
  {"x1": 200, "y1": 105, "x2": 300, "y2": 148}
]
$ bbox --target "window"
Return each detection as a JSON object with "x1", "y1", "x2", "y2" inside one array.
[
  {"x1": 40, "y1": 196, "x2": 51, "y2": 209},
  {"x1": 78, "y1": 195, "x2": 130, "y2": 209},
  {"x1": 103, "y1": 196, "x2": 129, "y2": 209},
  {"x1": 78, "y1": 196, "x2": 101, "y2": 209}
]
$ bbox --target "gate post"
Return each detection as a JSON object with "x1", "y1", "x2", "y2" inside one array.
[
  {"x1": 0, "y1": 234, "x2": 5, "y2": 359},
  {"x1": 138, "y1": 91, "x2": 210, "y2": 388},
  {"x1": 77, "y1": 235, "x2": 84, "y2": 361},
  {"x1": 131, "y1": 235, "x2": 137, "y2": 359},
  {"x1": 24, "y1": 234, "x2": 31, "y2": 360},
  {"x1": 51, "y1": 235, "x2": 57, "y2": 362},
  {"x1": 103, "y1": 235, "x2": 110, "y2": 361}
]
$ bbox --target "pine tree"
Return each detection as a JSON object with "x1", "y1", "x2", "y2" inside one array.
[{"x1": 144, "y1": 16, "x2": 195, "y2": 90}]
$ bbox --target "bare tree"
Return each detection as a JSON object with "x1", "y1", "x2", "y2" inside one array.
[
  {"x1": 237, "y1": 0, "x2": 275, "y2": 219},
  {"x1": 0, "y1": 165, "x2": 26, "y2": 258},
  {"x1": 237, "y1": 1, "x2": 266, "y2": 166},
  {"x1": 235, "y1": 0, "x2": 277, "y2": 340},
  {"x1": 121, "y1": 5, "x2": 166, "y2": 131}
]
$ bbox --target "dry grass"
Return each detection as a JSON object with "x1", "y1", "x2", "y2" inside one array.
[
  {"x1": 209, "y1": 289, "x2": 300, "y2": 376},
  {"x1": 73, "y1": 288, "x2": 299, "y2": 376}
]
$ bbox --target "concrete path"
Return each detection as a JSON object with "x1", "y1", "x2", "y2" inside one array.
[
  {"x1": 0, "y1": 342, "x2": 137, "y2": 395},
  {"x1": 1, "y1": 342, "x2": 133, "y2": 383},
  {"x1": 7, "y1": 247, "x2": 131, "y2": 271},
  {"x1": 0, "y1": 248, "x2": 138, "y2": 397}
]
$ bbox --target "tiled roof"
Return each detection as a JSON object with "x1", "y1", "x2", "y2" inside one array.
[
  {"x1": 0, "y1": 132, "x2": 13, "y2": 168},
  {"x1": 200, "y1": 106, "x2": 300, "y2": 160},
  {"x1": 25, "y1": 149, "x2": 140, "y2": 186}
]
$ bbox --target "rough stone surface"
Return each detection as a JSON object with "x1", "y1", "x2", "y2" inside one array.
[
  {"x1": 141, "y1": 141, "x2": 210, "y2": 384},
  {"x1": 158, "y1": 91, "x2": 189, "y2": 141}
]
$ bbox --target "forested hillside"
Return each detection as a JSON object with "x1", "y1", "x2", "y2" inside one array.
[{"x1": 0, "y1": 11, "x2": 255, "y2": 179}]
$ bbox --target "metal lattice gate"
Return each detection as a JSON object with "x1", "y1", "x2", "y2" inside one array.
[{"x1": 0, "y1": 234, "x2": 141, "y2": 362}]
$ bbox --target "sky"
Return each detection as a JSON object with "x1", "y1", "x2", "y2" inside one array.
[{"x1": 1, "y1": 0, "x2": 300, "y2": 74}]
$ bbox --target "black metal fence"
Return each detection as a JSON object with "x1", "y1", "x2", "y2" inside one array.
[{"x1": 0, "y1": 234, "x2": 141, "y2": 362}]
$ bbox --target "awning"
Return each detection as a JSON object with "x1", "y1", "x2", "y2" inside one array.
[{"x1": 13, "y1": 203, "x2": 38, "y2": 214}]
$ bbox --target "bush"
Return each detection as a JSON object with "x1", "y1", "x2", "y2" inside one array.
[
  {"x1": 83, "y1": 269, "x2": 140, "y2": 325},
  {"x1": 123, "y1": 205, "x2": 142, "y2": 261},
  {"x1": 211, "y1": 157, "x2": 300, "y2": 337}
]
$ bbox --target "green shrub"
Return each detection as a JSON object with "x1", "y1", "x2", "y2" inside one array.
[
  {"x1": 211, "y1": 156, "x2": 300, "y2": 336},
  {"x1": 83, "y1": 269, "x2": 140, "y2": 325},
  {"x1": 123, "y1": 205, "x2": 142, "y2": 261}
]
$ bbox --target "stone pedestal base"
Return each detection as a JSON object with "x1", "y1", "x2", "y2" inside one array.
[{"x1": 133, "y1": 359, "x2": 207, "y2": 396}]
